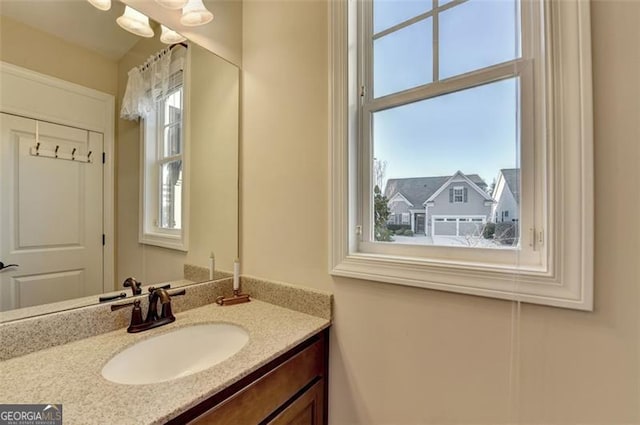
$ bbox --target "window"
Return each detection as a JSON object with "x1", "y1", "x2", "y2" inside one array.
[
  {"x1": 330, "y1": 0, "x2": 594, "y2": 310},
  {"x1": 452, "y1": 187, "x2": 464, "y2": 203},
  {"x1": 140, "y1": 63, "x2": 188, "y2": 251}
]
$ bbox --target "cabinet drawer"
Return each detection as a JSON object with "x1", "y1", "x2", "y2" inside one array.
[
  {"x1": 266, "y1": 380, "x2": 324, "y2": 425},
  {"x1": 189, "y1": 337, "x2": 324, "y2": 425}
]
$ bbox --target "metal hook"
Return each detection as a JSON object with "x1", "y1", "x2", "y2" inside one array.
[
  {"x1": 87, "y1": 151, "x2": 92, "y2": 162},
  {"x1": 54, "y1": 145, "x2": 59, "y2": 158},
  {"x1": 36, "y1": 142, "x2": 40, "y2": 156},
  {"x1": 71, "y1": 148, "x2": 76, "y2": 161}
]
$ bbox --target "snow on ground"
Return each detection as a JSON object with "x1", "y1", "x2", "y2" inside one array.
[{"x1": 391, "y1": 234, "x2": 515, "y2": 249}]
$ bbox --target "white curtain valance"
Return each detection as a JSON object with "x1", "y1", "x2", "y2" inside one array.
[{"x1": 120, "y1": 47, "x2": 185, "y2": 120}]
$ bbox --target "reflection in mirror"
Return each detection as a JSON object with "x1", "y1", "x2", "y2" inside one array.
[{"x1": 0, "y1": 1, "x2": 239, "y2": 321}]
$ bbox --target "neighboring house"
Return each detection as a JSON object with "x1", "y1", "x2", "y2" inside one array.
[
  {"x1": 384, "y1": 171, "x2": 494, "y2": 237},
  {"x1": 492, "y1": 168, "x2": 520, "y2": 223}
]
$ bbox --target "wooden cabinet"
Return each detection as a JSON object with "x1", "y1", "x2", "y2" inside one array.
[
  {"x1": 266, "y1": 380, "x2": 324, "y2": 425},
  {"x1": 166, "y1": 328, "x2": 329, "y2": 425}
]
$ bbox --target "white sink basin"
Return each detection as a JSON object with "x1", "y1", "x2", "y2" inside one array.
[{"x1": 102, "y1": 323, "x2": 249, "y2": 385}]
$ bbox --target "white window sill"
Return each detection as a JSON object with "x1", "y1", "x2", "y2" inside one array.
[
  {"x1": 331, "y1": 252, "x2": 591, "y2": 311},
  {"x1": 139, "y1": 232, "x2": 188, "y2": 252}
]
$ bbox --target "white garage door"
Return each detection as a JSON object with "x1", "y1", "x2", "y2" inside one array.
[{"x1": 433, "y1": 217, "x2": 485, "y2": 236}]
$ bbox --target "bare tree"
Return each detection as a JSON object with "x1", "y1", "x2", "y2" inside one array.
[
  {"x1": 373, "y1": 158, "x2": 387, "y2": 191},
  {"x1": 487, "y1": 177, "x2": 497, "y2": 196}
]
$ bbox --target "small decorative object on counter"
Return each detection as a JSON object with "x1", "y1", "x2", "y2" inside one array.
[
  {"x1": 216, "y1": 258, "x2": 250, "y2": 306},
  {"x1": 209, "y1": 252, "x2": 215, "y2": 280}
]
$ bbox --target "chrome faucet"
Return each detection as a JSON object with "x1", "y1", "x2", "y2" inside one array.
[{"x1": 111, "y1": 286, "x2": 186, "y2": 333}]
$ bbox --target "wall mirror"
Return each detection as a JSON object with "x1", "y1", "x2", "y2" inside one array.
[{"x1": 0, "y1": 0, "x2": 239, "y2": 321}]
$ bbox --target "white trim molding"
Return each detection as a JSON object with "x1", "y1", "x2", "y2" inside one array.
[{"x1": 328, "y1": 0, "x2": 594, "y2": 310}]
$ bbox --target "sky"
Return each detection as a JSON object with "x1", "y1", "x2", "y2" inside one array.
[{"x1": 372, "y1": 0, "x2": 521, "y2": 188}]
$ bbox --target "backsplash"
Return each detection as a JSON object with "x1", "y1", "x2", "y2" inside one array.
[
  {"x1": 184, "y1": 264, "x2": 232, "y2": 282},
  {"x1": 0, "y1": 278, "x2": 233, "y2": 361},
  {"x1": 0, "y1": 276, "x2": 332, "y2": 361}
]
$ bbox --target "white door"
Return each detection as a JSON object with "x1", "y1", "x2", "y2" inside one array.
[{"x1": 0, "y1": 113, "x2": 103, "y2": 311}]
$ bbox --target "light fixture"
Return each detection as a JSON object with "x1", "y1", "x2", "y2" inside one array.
[
  {"x1": 116, "y1": 6, "x2": 154, "y2": 38},
  {"x1": 160, "y1": 25, "x2": 187, "y2": 44},
  {"x1": 87, "y1": 0, "x2": 111, "y2": 11},
  {"x1": 154, "y1": 0, "x2": 188, "y2": 9},
  {"x1": 180, "y1": 0, "x2": 213, "y2": 27}
]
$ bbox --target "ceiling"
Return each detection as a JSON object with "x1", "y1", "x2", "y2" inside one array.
[{"x1": 0, "y1": 0, "x2": 140, "y2": 61}]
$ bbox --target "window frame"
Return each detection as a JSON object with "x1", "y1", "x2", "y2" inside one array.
[
  {"x1": 453, "y1": 187, "x2": 464, "y2": 204},
  {"x1": 360, "y1": 0, "x2": 542, "y2": 269},
  {"x1": 156, "y1": 87, "x2": 184, "y2": 233},
  {"x1": 139, "y1": 65, "x2": 189, "y2": 252},
  {"x1": 329, "y1": 0, "x2": 594, "y2": 310}
]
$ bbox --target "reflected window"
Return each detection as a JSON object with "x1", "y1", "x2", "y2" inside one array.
[{"x1": 140, "y1": 67, "x2": 188, "y2": 251}]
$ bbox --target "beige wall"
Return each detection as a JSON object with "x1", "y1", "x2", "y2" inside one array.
[
  {"x1": 187, "y1": 45, "x2": 240, "y2": 273},
  {"x1": 241, "y1": 1, "x2": 640, "y2": 424},
  {"x1": 0, "y1": 15, "x2": 117, "y2": 95},
  {"x1": 116, "y1": 41, "x2": 239, "y2": 286}
]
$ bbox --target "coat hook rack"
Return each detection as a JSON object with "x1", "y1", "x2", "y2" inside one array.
[{"x1": 29, "y1": 143, "x2": 93, "y2": 163}]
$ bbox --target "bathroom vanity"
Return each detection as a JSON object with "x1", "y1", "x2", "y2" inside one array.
[
  {"x1": 173, "y1": 329, "x2": 328, "y2": 425},
  {"x1": 0, "y1": 278, "x2": 332, "y2": 425}
]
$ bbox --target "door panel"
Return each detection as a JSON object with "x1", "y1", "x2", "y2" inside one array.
[
  {"x1": 18, "y1": 136, "x2": 84, "y2": 247},
  {"x1": 0, "y1": 113, "x2": 103, "y2": 311},
  {"x1": 11, "y1": 270, "x2": 84, "y2": 308}
]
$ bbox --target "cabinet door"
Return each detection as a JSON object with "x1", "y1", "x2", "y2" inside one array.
[
  {"x1": 267, "y1": 380, "x2": 324, "y2": 425},
  {"x1": 187, "y1": 339, "x2": 324, "y2": 425}
]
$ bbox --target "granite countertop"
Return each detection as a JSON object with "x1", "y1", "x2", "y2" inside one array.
[{"x1": 0, "y1": 300, "x2": 330, "y2": 425}]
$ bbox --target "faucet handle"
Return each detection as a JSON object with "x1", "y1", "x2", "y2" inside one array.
[
  {"x1": 148, "y1": 283, "x2": 171, "y2": 293},
  {"x1": 123, "y1": 277, "x2": 142, "y2": 295},
  {"x1": 128, "y1": 300, "x2": 144, "y2": 329},
  {"x1": 167, "y1": 288, "x2": 186, "y2": 298},
  {"x1": 111, "y1": 299, "x2": 144, "y2": 332}
]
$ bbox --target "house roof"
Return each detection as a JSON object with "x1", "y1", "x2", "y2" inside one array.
[
  {"x1": 500, "y1": 168, "x2": 520, "y2": 204},
  {"x1": 425, "y1": 170, "x2": 494, "y2": 203},
  {"x1": 389, "y1": 192, "x2": 414, "y2": 207},
  {"x1": 384, "y1": 173, "x2": 488, "y2": 207}
]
